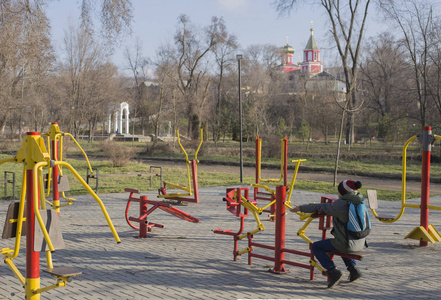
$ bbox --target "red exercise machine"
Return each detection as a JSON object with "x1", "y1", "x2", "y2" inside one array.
[{"x1": 125, "y1": 188, "x2": 200, "y2": 238}]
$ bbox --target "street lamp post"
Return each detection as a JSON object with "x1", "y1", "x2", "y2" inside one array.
[{"x1": 237, "y1": 54, "x2": 243, "y2": 184}]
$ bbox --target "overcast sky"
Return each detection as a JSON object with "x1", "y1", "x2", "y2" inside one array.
[{"x1": 46, "y1": 0, "x2": 386, "y2": 72}]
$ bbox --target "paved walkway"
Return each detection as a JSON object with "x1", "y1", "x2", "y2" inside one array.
[{"x1": 1, "y1": 186, "x2": 440, "y2": 300}]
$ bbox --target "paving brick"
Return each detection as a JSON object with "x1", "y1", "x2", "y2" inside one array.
[{"x1": 1, "y1": 187, "x2": 441, "y2": 299}]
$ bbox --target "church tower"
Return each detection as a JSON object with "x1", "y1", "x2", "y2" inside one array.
[
  {"x1": 301, "y1": 24, "x2": 323, "y2": 74},
  {"x1": 280, "y1": 37, "x2": 300, "y2": 72}
]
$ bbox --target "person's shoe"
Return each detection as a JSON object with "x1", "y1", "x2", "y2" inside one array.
[
  {"x1": 326, "y1": 267, "x2": 343, "y2": 288},
  {"x1": 347, "y1": 266, "x2": 362, "y2": 282}
]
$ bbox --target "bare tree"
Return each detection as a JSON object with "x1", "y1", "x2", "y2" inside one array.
[
  {"x1": 428, "y1": 18, "x2": 441, "y2": 122},
  {"x1": 241, "y1": 44, "x2": 281, "y2": 139},
  {"x1": 149, "y1": 43, "x2": 180, "y2": 145},
  {"x1": 0, "y1": 0, "x2": 133, "y2": 137},
  {"x1": 359, "y1": 32, "x2": 414, "y2": 139},
  {"x1": 212, "y1": 23, "x2": 238, "y2": 146},
  {"x1": 274, "y1": 0, "x2": 373, "y2": 185},
  {"x1": 380, "y1": 0, "x2": 435, "y2": 127},
  {"x1": 60, "y1": 22, "x2": 114, "y2": 139},
  {"x1": 124, "y1": 39, "x2": 150, "y2": 134},
  {"x1": 0, "y1": 0, "x2": 54, "y2": 136},
  {"x1": 79, "y1": 0, "x2": 133, "y2": 51},
  {"x1": 85, "y1": 62, "x2": 124, "y2": 142},
  {"x1": 174, "y1": 14, "x2": 226, "y2": 138}
]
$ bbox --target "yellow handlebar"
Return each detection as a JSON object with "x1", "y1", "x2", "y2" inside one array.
[
  {"x1": 63, "y1": 133, "x2": 93, "y2": 174},
  {"x1": 285, "y1": 159, "x2": 307, "y2": 208},
  {"x1": 174, "y1": 129, "x2": 203, "y2": 193},
  {"x1": 257, "y1": 137, "x2": 286, "y2": 183},
  {"x1": 33, "y1": 162, "x2": 55, "y2": 252},
  {"x1": 371, "y1": 135, "x2": 416, "y2": 223},
  {"x1": 54, "y1": 161, "x2": 121, "y2": 243},
  {"x1": 194, "y1": 129, "x2": 203, "y2": 164},
  {"x1": 4, "y1": 165, "x2": 27, "y2": 259},
  {"x1": 0, "y1": 158, "x2": 16, "y2": 166},
  {"x1": 33, "y1": 160, "x2": 121, "y2": 251},
  {"x1": 176, "y1": 130, "x2": 189, "y2": 163}
]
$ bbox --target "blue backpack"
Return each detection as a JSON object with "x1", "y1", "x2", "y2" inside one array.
[{"x1": 347, "y1": 202, "x2": 371, "y2": 239}]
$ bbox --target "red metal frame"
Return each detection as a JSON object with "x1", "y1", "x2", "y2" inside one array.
[
  {"x1": 25, "y1": 132, "x2": 41, "y2": 290},
  {"x1": 248, "y1": 185, "x2": 313, "y2": 277},
  {"x1": 213, "y1": 188, "x2": 251, "y2": 261},
  {"x1": 125, "y1": 188, "x2": 199, "y2": 238},
  {"x1": 420, "y1": 126, "x2": 431, "y2": 247},
  {"x1": 218, "y1": 186, "x2": 359, "y2": 281}
]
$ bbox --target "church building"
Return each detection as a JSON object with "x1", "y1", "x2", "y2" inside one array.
[{"x1": 280, "y1": 25, "x2": 323, "y2": 75}]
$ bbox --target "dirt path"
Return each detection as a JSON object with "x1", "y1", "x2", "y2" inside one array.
[{"x1": 143, "y1": 159, "x2": 441, "y2": 195}]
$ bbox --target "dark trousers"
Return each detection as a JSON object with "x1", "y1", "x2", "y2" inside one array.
[{"x1": 311, "y1": 239, "x2": 356, "y2": 270}]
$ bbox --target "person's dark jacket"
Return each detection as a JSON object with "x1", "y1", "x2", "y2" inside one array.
[{"x1": 299, "y1": 191, "x2": 366, "y2": 253}]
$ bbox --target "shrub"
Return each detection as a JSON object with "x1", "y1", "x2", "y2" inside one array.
[
  {"x1": 181, "y1": 139, "x2": 207, "y2": 156},
  {"x1": 100, "y1": 140, "x2": 135, "y2": 167},
  {"x1": 261, "y1": 135, "x2": 285, "y2": 159},
  {"x1": 146, "y1": 142, "x2": 176, "y2": 155}
]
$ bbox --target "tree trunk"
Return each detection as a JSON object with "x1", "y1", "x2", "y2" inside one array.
[
  {"x1": 88, "y1": 121, "x2": 92, "y2": 143},
  {"x1": 334, "y1": 109, "x2": 346, "y2": 186},
  {"x1": 306, "y1": 130, "x2": 312, "y2": 151}
]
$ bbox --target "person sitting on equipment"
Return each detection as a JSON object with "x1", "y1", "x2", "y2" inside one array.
[{"x1": 290, "y1": 180, "x2": 366, "y2": 288}]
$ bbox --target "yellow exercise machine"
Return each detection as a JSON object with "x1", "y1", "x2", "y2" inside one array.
[
  {"x1": 158, "y1": 129, "x2": 203, "y2": 203},
  {"x1": 252, "y1": 136, "x2": 288, "y2": 219},
  {"x1": 367, "y1": 127, "x2": 441, "y2": 246},
  {"x1": 213, "y1": 187, "x2": 266, "y2": 261},
  {"x1": 214, "y1": 159, "x2": 306, "y2": 261},
  {"x1": 42, "y1": 122, "x2": 94, "y2": 213},
  {"x1": 0, "y1": 131, "x2": 120, "y2": 299}
]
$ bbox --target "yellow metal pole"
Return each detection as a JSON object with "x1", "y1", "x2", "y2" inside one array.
[
  {"x1": 4, "y1": 258, "x2": 25, "y2": 286},
  {"x1": 18, "y1": 132, "x2": 51, "y2": 300},
  {"x1": 54, "y1": 161, "x2": 121, "y2": 243},
  {"x1": 371, "y1": 135, "x2": 416, "y2": 223},
  {"x1": 33, "y1": 162, "x2": 55, "y2": 252},
  {"x1": 194, "y1": 128, "x2": 203, "y2": 163},
  {"x1": 7, "y1": 165, "x2": 27, "y2": 260},
  {"x1": 257, "y1": 138, "x2": 285, "y2": 183},
  {"x1": 0, "y1": 157, "x2": 15, "y2": 166},
  {"x1": 176, "y1": 130, "x2": 192, "y2": 193},
  {"x1": 285, "y1": 159, "x2": 306, "y2": 208},
  {"x1": 64, "y1": 133, "x2": 93, "y2": 173}
]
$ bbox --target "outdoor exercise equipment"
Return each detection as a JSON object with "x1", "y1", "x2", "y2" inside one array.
[
  {"x1": 87, "y1": 166, "x2": 163, "y2": 193},
  {"x1": 213, "y1": 187, "x2": 266, "y2": 261},
  {"x1": 125, "y1": 188, "x2": 200, "y2": 238},
  {"x1": 42, "y1": 122, "x2": 94, "y2": 213},
  {"x1": 214, "y1": 158, "x2": 368, "y2": 281},
  {"x1": 0, "y1": 131, "x2": 120, "y2": 299},
  {"x1": 157, "y1": 129, "x2": 202, "y2": 203},
  {"x1": 247, "y1": 185, "x2": 315, "y2": 276},
  {"x1": 252, "y1": 136, "x2": 288, "y2": 219},
  {"x1": 0, "y1": 171, "x2": 15, "y2": 199},
  {"x1": 216, "y1": 184, "x2": 367, "y2": 281},
  {"x1": 214, "y1": 159, "x2": 305, "y2": 261},
  {"x1": 367, "y1": 127, "x2": 441, "y2": 246}
]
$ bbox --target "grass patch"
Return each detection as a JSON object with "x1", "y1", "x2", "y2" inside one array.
[
  {"x1": 0, "y1": 153, "x2": 422, "y2": 202},
  {"x1": 60, "y1": 138, "x2": 441, "y2": 178}
]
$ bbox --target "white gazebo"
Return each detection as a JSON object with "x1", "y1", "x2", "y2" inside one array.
[{"x1": 107, "y1": 102, "x2": 130, "y2": 134}]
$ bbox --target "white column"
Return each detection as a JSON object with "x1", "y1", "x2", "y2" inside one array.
[
  {"x1": 114, "y1": 111, "x2": 119, "y2": 133},
  {"x1": 125, "y1": 109, "x2": 130, "y2": 134},
  {"x1": 107, "y1": 114, "x2": 112, "y2": 133}
]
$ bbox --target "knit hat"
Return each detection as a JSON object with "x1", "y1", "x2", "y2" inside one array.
[{"x1": 338, "y1": 180, "x2": 362, "y2": 195}]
